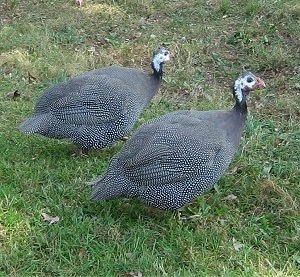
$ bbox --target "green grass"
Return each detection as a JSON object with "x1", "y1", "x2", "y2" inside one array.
[{"x1": 0, "y1": 0, "x2": 299, "y2": 276}]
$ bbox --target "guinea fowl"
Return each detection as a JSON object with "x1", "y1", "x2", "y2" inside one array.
[
  {"x1": 19, "y1": 47, "x2": 173, "y2": 154},
  {"x1": 89, "y1": 71, "x2": 265, "y2": 210}
]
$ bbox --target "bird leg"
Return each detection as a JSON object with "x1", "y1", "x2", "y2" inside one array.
[
  {"x1": 174, "y1": 210, "x2": 183, "y2": 221},
  {"x1": 72, "y1": 148, "x2": 88, "y2": 157}
]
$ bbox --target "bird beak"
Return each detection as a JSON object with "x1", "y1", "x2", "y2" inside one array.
[
  {"x1": 164, "y1": 52, "x2": 174, "y2": 63},
  {"x1": 163, "y1": 52, "x2": 174, "y2": 64},
  {"x1": 253, "y1": 77, "x2": 266, "y2": 89}
]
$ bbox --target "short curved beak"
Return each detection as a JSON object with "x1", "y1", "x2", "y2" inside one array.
[
  {"x1": 163, "y1": 52, "x2": 174, "y2": 64},
  {"x1": 254, "y1": 77, "x2": 266, "y2": 89}
]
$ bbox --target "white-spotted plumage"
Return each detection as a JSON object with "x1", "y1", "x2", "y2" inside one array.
[
  {"x1": 89, "y1": 71, "x2": 265, "y2": 210},
  {"x1": 19, "y1": 47, "x2": 173, "y2": 153}
]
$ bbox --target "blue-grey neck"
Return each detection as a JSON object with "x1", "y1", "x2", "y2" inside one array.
[
  {"x1": 233, "y1": 85, "x2": 248, "y2": 115},
  {"x1": 151, "y1": 62, "x2": 163, "y2": 79}
]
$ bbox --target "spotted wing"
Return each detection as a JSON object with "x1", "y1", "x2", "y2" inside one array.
[
  {"x1": 46, "y1": 75, "x2": 131, "y2": 126},
  {"x1": 118, "y1": 113, "x2": 229, "y2": 187}
]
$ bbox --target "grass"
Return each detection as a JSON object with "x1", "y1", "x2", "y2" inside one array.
[{"x1": 0, "y1": 0, "x2": 299, "y2": 275}]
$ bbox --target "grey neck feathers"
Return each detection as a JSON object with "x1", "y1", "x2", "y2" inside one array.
[
  {"x1": 151, "y1": 61, "x2": 163, "y2": 79},
  {"x1": 233, "y1": 84, "x2": 248, "y2": 115},
  {"x1": 227, "y1": 86, "x2": 248, "y2": 149}
]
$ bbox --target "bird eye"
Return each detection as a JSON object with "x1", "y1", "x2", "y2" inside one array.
[
  {"x1": 247, "y1": 77, "x2": 254, "y2": 83},
  {"x1": 164, "y1": 52, "x2": 169, "y2": 56}
]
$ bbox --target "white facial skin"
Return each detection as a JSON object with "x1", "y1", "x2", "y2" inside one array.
[
  {"x1": 152, "y1": 49, "x2": 172, "y2": 72},
  {"x1": 234, "y1": 73, "x2": 257, "y2": 102}
]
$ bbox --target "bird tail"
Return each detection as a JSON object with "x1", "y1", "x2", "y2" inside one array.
[
  {"x1": 19, "y1": 114, "x2": 49, "y2": 134},
  {"x1": 89, "y1": 173, "x2": 129, "y2": 201}
]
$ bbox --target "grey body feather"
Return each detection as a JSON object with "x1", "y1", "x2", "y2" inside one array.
[
  {"x1": 90, "y1": 109, "x2": 244, "y2": 210},
  {"x1": 89, "y1": 71, "x2": 265, "y2": 210},
  {"x1": 19, "y1": 66, "x2": 161, "y2": 151}
]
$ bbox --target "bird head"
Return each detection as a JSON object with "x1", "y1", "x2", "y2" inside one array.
[
  {"x1": 233, "y1": 71, "x2": 265, "y2": 103},
  {"x1": 151, "y1": 47, "x2": 174, "y2": 76}
]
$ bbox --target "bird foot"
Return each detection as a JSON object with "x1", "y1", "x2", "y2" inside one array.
[
  {"x1": 85, "y1": 180, "x2": 95, "y2": 186},
  {"x1": 71, "y1": 148, "x2": 88, "y2": 157},
  {"x1": 174, "y1": 210, "x2": 183, "y2": 221},
  {"x1": 121, "y1": 136, "x2": 129, "y2": 141}
]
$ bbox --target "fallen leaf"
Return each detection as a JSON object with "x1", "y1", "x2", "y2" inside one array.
[
  {"x1": 41, "y1": 213, "x2": 60, "y2": 224},
  {"x1": 273, "y1": 137, "x2": 283, "y2": 147},
  {"x1": 262, "y1": 165, "x2": 272, "y2": 177},
  {"x1": 294, "y1": 83, "x2": 300, "y2": 90},
  {"x1": 232, "y1": 237, "x2": 244, "y2": 251},
  {"x1": 28, "y1": 72, "x2": 38, "y2": 83},
  {"x1": 5, "y1": 90, "x2": 20, "y2": 100},
  {"x1": 222, "y1": 194, "x2": 237, "y2": 201},
  {"x1": 231, "y1": 166, "x2": 238, "y2": 173},
  {"x1": 125, "y1": 252, "x2": 134, "y2": 258},
  {"x1": 295, "y1": 225, "x2": 300, "y2": 236},
  {"x1": 294, "y1": 255, "x2": 300, "y2": 267},
  {"x1": 181, "y1": 214, "x2": 202, "y2": 220},
  {"x1": 78, "y1": 248, "x2": 86, "y2": 260}
]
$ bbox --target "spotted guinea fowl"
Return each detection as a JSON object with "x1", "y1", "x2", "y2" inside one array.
[
  {"x1": 19, "y1": 47, "x2": 173, "y2": 154},
  {"x1": 89, "y1": 71, "x2": 265, "y2": 210}
]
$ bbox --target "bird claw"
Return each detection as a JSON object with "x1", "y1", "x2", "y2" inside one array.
[
  {"x1": 71, "y1": 148, "x2": 88, "y2": 157},
  {"x1": 121, "y1": 136, "x2": 129, "y2": 141},
  {"x1": 171, "y1": 210, "x2": 183, "y2": 221}
]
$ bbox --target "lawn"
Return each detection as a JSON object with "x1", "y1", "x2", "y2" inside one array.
[{"x1": 0, "y1": 0, "x2": 299, "y2": 276}]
